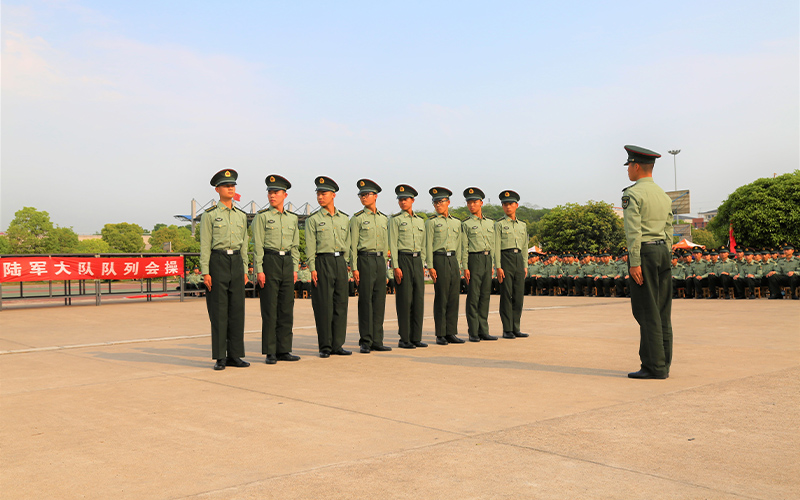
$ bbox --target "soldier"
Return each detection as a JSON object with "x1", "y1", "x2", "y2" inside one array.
[
  {"x1": 759, "y1": 249, "x2": 776, "y2": 292},
  {"x1": 252, "y1": 174, "x2": 301, "y2": 365},
  {"x1": 715, "y1": 247, "x2": 738, "y2": 299},
  {"x1": 200, "y1": 169, "x2": 250, "y2": 371},
  {"x1": 460, "y1": 187, "x2": 498, "y2": 342},
  {"x1": 495, "y1": 190, "x2": 529, "y2": 339},
  {"x1": 426, "y1": 187, "x2": 465, "y2": 345},
  {"x1": 734, "y1": 249, "x2": 762, "y2": 299},
  {"x1": 614, "y1": 251, "x2": 630, "y2": 298},
  {"x1": 621, "y1": 145, "x2": 673, "y2": 380},
  {"x1": 526, "y1": 253, "x2": 544, "y2": 295},
  {"x1": 682, "y1": 252, "x2": 695, "y2": 298},
  {"x1": 388, "y1": 184, "x2": 427, "y2": 348},
  {"x1": 386, "y1": 260, "x2": 396, "y2": 294},
  {"x1": 594, "y1": 253, "x2": 616, "y2": 297},
  {"x1": 670, "y1": 253, "x2": 686, "y2": 298},
  {"x1": 245, "y1": 263, "x2": 258, "y2": 297},
  {"x1": 578, "y1": 254, "x2": 598, "y2": 296},
  {"x1": 306, "y1": 176, "x2": 351, "y2": 358},
  {"x1": 768, "y1": 244, "x2": 800, "y2": 299},
  {"x1": 706, "y1": 250, "x2": 720, "y2": 298},
  {"x1": 295, "y1": 261, "x2": 313, "y2": 298},
  {"x1": 350, "y1": 178, "x2": 392, "y2": 353},
  {"x1": 559, "y1": 253, "x2": 580, "y2": 296},
  {"x1": 542, "y1": 254, "x2": 561, "y2": 296}
]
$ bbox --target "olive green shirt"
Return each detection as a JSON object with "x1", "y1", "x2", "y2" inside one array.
[
  {"x1": 580, "y1": 261, "x2": 597, "y2": 278},
  {"x1": 493, "y1": 216, "x2": 528, "y2": 269},
  {"x1": 671, "y1": 262, "x2": 686, "y2": 280},
  {"x1": 528, "y1": 262, "x2": 544, "y2": 277},
  {"x1": 186, "y1": 272, "x2": 203, "y2": 286},
  {"x1": 595, "y1": 261, "x2": 617, "y2": 278},
  {"x1": 305, "y1": 208, "x2": 351, "y2": 273},
  {"x1": 561, "y1": 262, "x2": 580, "y2": 278},
  {"x1": 622, "y1": 177, "x2": 674, "y2": 267},
  {"x1": 543, "y1": 262, "x2": 561, "y2": 278},
  {"x1": 425, "y1": 214, "x2": 463, "y2": 269},
  {"x1": 199, "y1": 203, "x2": 249, "y2": 276},
  {"x1": 349, "y1": 208, "x2": 389, "y2": 271},
  {"x1": 297, "y1": 268, "x2": 312, "y2": 282},
  {"x1": 461, "y1": 214, "x2": 496, "y2": 266},
  {"x1": 388, "y1": 211, "x2": 427, "y2": 270},
  {"x1": 714, "y1": 257, "x2": 739, "y2": 275},
  {"x1": 615, "y1": 260, "x2": 629, "y2": 277},
  {"x1": 777, "y1": 255, "x2": 800, "y2": 275},
  {"x1": 251, "y1": 207, "x2": 300, "y2": 274},
  {"x1": 736, "y1": 261, "x2": 762, "y2": 279}
]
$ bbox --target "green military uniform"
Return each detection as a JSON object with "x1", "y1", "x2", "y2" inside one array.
[
  {"x1": 715, "y1": 249, "x2": 739, "y2": 299},
  {"x1": 306, "y1": 176, "x2": 351, "y2": 356},
  {"x1": 388, "y1": 184, "x2": 427, "y2": 347},
  {"x1": 622, "y1": 145, "x2": 673, "y2": 379},
  {"x1": 252, "y1": 174, "x2": 300, "y2": 363},
  {"x1": 559, "y1": 255, "x2": 580, "y2": 296},
  {"x1": 768, "y1": 246, "x2": 800, "y2": 299},
  {"x1": 386, "y1": 263, "x2": 396, "y2": 294},
  {"x1": 494, "y1": 190, "x2": 528, "y2": 338},
  {"x1": 296, "y1": 265, "x2": 312, "y2": 297},
  {"x1": 594, "y1": 254, "x2": 616, "y2": 297},
  {"x1": 760, "y1": 251, "x2": 778, "y2": 292},
  {"x1": 200, "y1": 169, "x2": 249, "y2": 368},
  {"x1": 350, "y1": 178, "x2": 391, "y2": 351},
  {"x1": 426, "y1": 187, "x2": 464, "y2": 344},
  {"x1": 460, "y1": 187, "x2": 497, "y2": 341},
  {"x1": 578, "y1": 257, "x2": 597, "y2": 296},
  {"x1": 526, "y1": 256, "x2": 544, "y2": 295},
  {"x1": 687, "y1": 250, "x2": 710, "y2": 298},
  {"x1": 734, "y1": 251, "x2": 762, "y2": 299},
  {"x1": 670, "y1": 256, "x2": 686, "y2": 298},
  {"x1": 614, "y1": 252, "x2": 630, "y2": 297},
  {"x1": 540, "y1": 256, "x2": 561, "y2": 295}
]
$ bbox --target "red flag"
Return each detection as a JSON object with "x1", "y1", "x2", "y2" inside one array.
[
  {"x1": 234, "y1": 193, "x2": 241, "y2": 202},
  {"x1": 729, "y1": 224, "x2": 736, "y2": 254}
]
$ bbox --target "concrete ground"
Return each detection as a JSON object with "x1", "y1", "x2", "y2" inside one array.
[{"x1": 1, "y1": 288, "x2": 798, "y2": 499}]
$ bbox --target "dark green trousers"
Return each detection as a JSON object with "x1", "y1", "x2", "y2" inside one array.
[
  {"x1": 629, "y1": 244, "x2": 673, "y2": 376},
  {"x1": 499, "y1": 250, "x2": 525, "y2": 333},
  {"x1": 466, "y1": 252, "x2": 492, "y2": 339},
  {"x1": 311, "y1": 254, "x2": 349, "y2": 352},
  {"x1": 260, "y1": 253, "x2": 295, "y2": 356},
  {"x1": 432, "y1": 253, "x2": 460, "y2": 337},
  {"x1": 395, "y1": 253, "x2": 424, "y2": 343},
  {"x1": 356, "y1": 254, "x2": 387, "y2": 347},
  {"x1": 206, "y1": 252, "x2": 245, "y2": 359}
]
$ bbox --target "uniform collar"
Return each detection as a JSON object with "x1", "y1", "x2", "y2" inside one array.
[
  {"x1": 267, "y1": 206, "x2": 286, "y2": 215},
  {"x1": 635, "y1": 177, "x2": 655, "y2": 185}
]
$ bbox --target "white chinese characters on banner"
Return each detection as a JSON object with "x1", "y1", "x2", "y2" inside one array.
[{"x1": 1, "y1": 256, "x2": 184, "y2": 283}]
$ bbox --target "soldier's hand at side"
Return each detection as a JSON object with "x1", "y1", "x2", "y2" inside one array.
[
  {"x1": 789, "y1": 271, "x2": 795, "y2": 277},
  {"x1": 429, "y1": 269, "x2": 437, "y2": 283},
  {"x1": 258, "y1": 272, "x2": 265, "y2": 287},
  {"x1": 312, "y1": 271, "x2": 318, "y2": 286},
  {"x1": 353, "y1": 270, "x2": 360, "y2": 285},
  {"x1": 294, "y1": 271, "x2": 298, "y2": 283},
  {"x1": 497, "y1": 268, "x2": 505, "y2": 283},
  {"x1": 204, "y1": 274, "x2": 212, "y2": 290},
  {"x1": 244, "y1": 274, "x2": 249, "y2": 285},
  {"x1": 747, "y1": 274, "x2": 754, "y2": 278},
  {"x1": 630, "y1": 266, "x2": 643, "y2": 286},
  {"x1": 464, "y1": 269, "x2": 470, "y2": 284},
  {"x1": 394, "y1": 268, "x2": 402, "y2": 284}
]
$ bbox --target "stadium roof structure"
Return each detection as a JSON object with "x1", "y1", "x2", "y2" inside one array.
[{"x1": 174, "y1": 200, "x2": 317, "y2": 233}]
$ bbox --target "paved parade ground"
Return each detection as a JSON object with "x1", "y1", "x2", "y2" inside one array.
[{"x1": 1, "y1": 289, "x2": 798, "y2": 499}]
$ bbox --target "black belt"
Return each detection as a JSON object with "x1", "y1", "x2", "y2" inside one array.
[
  {"x1": 433, "y1": 251, "x2": 456, "y2": 256},
  {"x1": 358, "y1": 251, "x2": 384, "y2": 256},
  {"x1": 399, "y1": 251, "x2": 420, "y2": 257},
  {"x1": 469, "y1": 251, "x2": 491, "y2": 255},
  {"x1": 264, "y1": 249, "x2": 290, "y2": 256},
  {"x1": 501, "y1": 248, "x2": 521, "y2": 253},
  {"x1": 316, "y1": 252, "x2": 344, "y2": 257},
  {"x1": 642, "y1": 240, "x2": 666, "y2": 245},
  {"x1": 212, "y1": 249, "x2": 240, "y2": 255}
]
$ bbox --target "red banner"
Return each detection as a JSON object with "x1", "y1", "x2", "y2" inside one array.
[{"x1": 0, "y1": 256, "x2": 184, "y2": 283}]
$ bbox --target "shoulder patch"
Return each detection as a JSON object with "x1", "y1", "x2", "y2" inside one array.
[
  {"x1": 257, "y1": 207, "x2": 269, "y2": 214},
  {"x1": 205, "y1": 205, "x2": 218, "y2": 212},
  {"x1": 392, "y1": 211, "x2": 403, "y2": 217},
  {"x1": 622, "y1": 183, "x2": 636, "y2": 192},
  {"x1": 621, "y1": 196, "x2": 630, "y2": 209},
  {"x1": 234, "y1": 206, "x2": 247, "y2": 214},
  {"x1": 354, "y1": 209, "x2": 365, "y2": 217},
  {"x1": 338, "y1": 210, "x2": 348, "y2": 217},
  {"x1": 309, "y1": 208, "x2": 321, "y2": 216}
]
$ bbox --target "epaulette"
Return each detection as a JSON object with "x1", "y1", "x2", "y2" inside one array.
[
  {"x1": 338, "y1": 210, "x2": 349, "y2": 217},
  {"x1": 354, "y1": 209, "x2": 365, "y2": 217},
  {"x1": 377, "y1": 210, "x2": 388, "y2": 217},
  {"x1": 309, "y1": 208, "x2": 321, "y2": 216},
  {"x1": 234, "y1": 206, "x2": 247, "y2": 214},
  {"x1": 205, "y1": 205, "x2": 218, "y2": 212},
  {"x1": 257, "y1": 207, "x2": 270, "y2": 214},
  {"x1": 622, "y1": 183, "x2": 636, "y2": 192},
  {"x1": 392, "y1": 211, "x2": 403, "y2": 217}
]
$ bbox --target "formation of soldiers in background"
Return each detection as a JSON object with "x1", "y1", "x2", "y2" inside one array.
[{"x1": 202, "y1": 244, "x2": 800, "y2": 301}]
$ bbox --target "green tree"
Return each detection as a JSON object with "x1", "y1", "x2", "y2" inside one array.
[
  {"x1": 152, "y1": 223, "x2": 167, "y2": 233},
  {"x1": 5, "y1": 207, "x2": 55, "y2": 254},
  {"x1": 76, "y1": 238, "x2": 112, "y2": 254},
  {"x1": 691, "y1": 228, "x2": 720, "y2": 249},
  {"x1": 101, "y1": 222, "x2": 145, "y2": 253},
  {"x1": 49, "y1": 226, "x2": 80, "y2": 253},
  {"x1": 537, "y1": 201, "x2": 625, "y2": 253},
  {"x1": 707, "y1": 171, "x2": 800, "y2": 247},
  {"x1": 0, "y1": 235, "x2": 11, "y2": 254},
  {"x1": 149, "y1": 225, "x2": 195, "y2": 253}
]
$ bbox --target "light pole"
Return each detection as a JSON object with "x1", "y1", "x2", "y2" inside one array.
[{"x1": 668, "y1": 149, "x2": 681, "y2": 191}]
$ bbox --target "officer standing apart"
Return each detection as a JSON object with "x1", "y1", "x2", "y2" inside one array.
[
  {"x1": 621, "y1": 145, "x2": 674, "y2": 380},
  {"x1": 426, "y1": 187, "x2": 465, "y2": 345},
  {"x1": 494, "y1": 190, "x2": 529, "y2": 339},
  {"x1": 200, "y1": 169, "x2": 250, "y2": 371},
  {"x1": 388, "y1": 184, "x2": 428, "y2": 349},
  {"x1": 252, "y1": 175, "x2": 301, "y2": 365},
  {"x1": 461, "y1": 187, "x2": 498, "y2": 342},
  {"x1": 306, "y1": 176, "x2": 352, "y2": 358},
  {"x1": 350, "y1": 179, "x2": 392, "y2": 353}
]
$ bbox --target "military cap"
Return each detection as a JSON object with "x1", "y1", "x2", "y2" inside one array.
[
  {"x1": 499, "y1": 190, "x2": 520, "y2": 203},
  {"x1": 315, "y1": 176, "x2": 339, "y2": 192},
  {"x1": 356, "y1": 178, "x2": 381, "y2": 195},
  {"x1": 395, "y1": 184, "x2": 418, "y2": 199},
  {"x1": 429, "y1": 186, "x2": 452, "y2": 202},
  {"x1": 702, "y1": 250, "x2": 710, "y2": 256},
  {"x1": 760, "y1": 249, "x2": 769, "y2": 255},
  {"x1": 710, "y1": 250, "x2": 718, "y2": 256},
  {"x1": 600, "y1": 252, "x2": 610, "y2": 257},
  {"x1": 624, "y1": 145, "x2": 661, "y2": 165},
  {"x1": 691, "y1": 247, "x2": 703, "y2": 253},
  {"x1": 744, "y1": 249, "x2": 754, "y2": 256},
  {"x1": 265, "y1": 174, "x2": 291, "y2": 191},
  {"x1": 783, "y1": 244, "x2": 794, "y2": 250},
  {"x1": 210, "y1": 169, "x2": 238, "y2": 187},
  {"x1": 619, "y1": 251, "x2": 628, "y2": 257},
  {"x1": 719, "y1": 247, "x2": 729, "y2": 253},
  {"x1": 463, "y1": 187, "x2": 485, "y2": 201}
]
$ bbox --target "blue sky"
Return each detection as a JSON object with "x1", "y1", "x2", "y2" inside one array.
[{"x1": 2, "y1": 0, "x2": 798, "y2": 233}]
